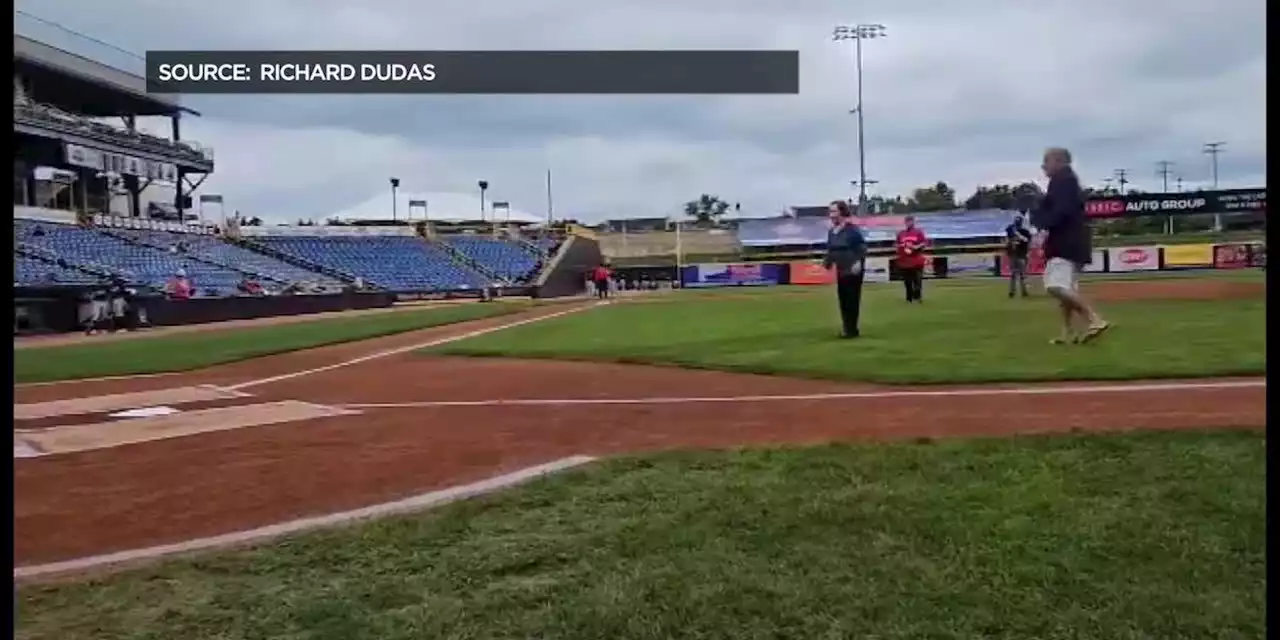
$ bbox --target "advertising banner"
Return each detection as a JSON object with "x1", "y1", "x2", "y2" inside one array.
[
  {"x1": 1107, "y1": 246, "x2": 1160, "y2": 272},
  {"x1": 1161, "y1": 243, "x2": 1214, "y2": 269},
  {"x1": 865, "y1": 257, "x2": 890, "y2": 283},
  {"x1": 1085, "y1": 188, "x2": 1266, "y2": 218},
  {"x1": 999, "y1": 246, "x2": 1047, "y2": 276},
  {"x1": 789, "y1": 261, "x2": 834, "y2": 285},
  {"x1": 684, "y1": 262, "x2": 782, "y2": 287},
  {"x1": 946, "y1": 253, "x2": 997, "y2": 277},
  {"x1": 1080, "y1": 249, "x2": 1108, "y2": 272},
  {"x1": 1213, "y1": 243, "x2": 1252, "y2": 269},
  {"x1": 1250, "y1": 243, "x2": 1266, "y2": 267}
]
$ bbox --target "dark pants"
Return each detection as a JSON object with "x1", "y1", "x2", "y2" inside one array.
[
  {"x1": 835, "y1": 271, "x2": 864, "y2": 337},
  {"x1": 595, "y1": 279, "x2": 609, "y2": 299},
  {"x1": 1007, "y1": 256, "x2": 1029, "y2": 297},
  {"x1": 900, "y1": 266, "x2": 924, "y2": 302}
]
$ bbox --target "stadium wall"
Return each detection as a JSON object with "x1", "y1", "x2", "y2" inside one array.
[{"x1": 675, "y1": 241, "x2": 1264, "y2": 288}]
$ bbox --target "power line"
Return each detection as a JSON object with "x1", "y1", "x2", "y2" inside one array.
[
  {"x1": 1154, "y1": 161, "x2": 1174, "y2": 193},
  {"x1": 1203, "y1": 142, "x2": 1227, "y2": 189},
  {"x1": 1113, "y1": 169, "x2": 1129, "y2": 195}
]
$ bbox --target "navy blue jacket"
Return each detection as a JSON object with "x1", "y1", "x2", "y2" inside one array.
[
  {"x1": 1031, "y1": 169, "x2": 1092, "y2": 264},
  {"x1": 823, "y1": 223, "x2": 867, "y2": 276}
]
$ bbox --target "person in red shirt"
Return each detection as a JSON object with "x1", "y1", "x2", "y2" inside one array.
[
  {"x1": 591, "y1": 263, "x2": 612, "y2": 300},
  {"x1": 895, "y1": 215, "x2": 929, "y2": 303}
]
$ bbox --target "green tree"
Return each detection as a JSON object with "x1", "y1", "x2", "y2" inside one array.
[
  {"x1": 683, "y1": 194, "x2": 732, "y2": 225},
  {"x1": 907, "y1": 181, "x2": 958, "y2": 212}
]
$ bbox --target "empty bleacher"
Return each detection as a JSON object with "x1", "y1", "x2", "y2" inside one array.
[
  {"x1": 254, "y1": 234, "x2": 490, "y2": 293},
  {"x1": 14, "y1": 253, "x2": 102, "y2": 287},
  {"x1": 109, "y1": 228, "x2": 343, "y2": 289},
  {"x1": 15, "y1": 219, "x2": 248, "y2": 296},
  {"x1": 440, "y1": 235, "x2": 542, "y2": 282}
]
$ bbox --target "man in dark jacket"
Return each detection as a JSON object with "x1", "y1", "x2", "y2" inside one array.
[
  {"x1": 1030, "y1": 148, "x2": 1109, "y2": 344},
  {"x1": 823, "y1": 200, "x2": 868, "y2": 338},
  {"x1": 1004, "y1": 214, "x2": 1033, "y2": 298}
]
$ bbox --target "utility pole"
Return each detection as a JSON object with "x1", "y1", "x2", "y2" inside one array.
[
  {"x1": 1114, "y1": 169, "x2": 1129, "y2": 195},
  {"x1": 1204, "y1": 141, "x2": 1226, "y2": 231},
  {"x1": 832, "y1": 23, "x2": 887, "y2": 215},
  {"x1": 1155, "y1": 161, "x2": 1174, "y2": 193},
  {"x1": 1176, "y1": 175, "x2": 1184, "y2": 192},
  {"x1": 1102, "y1": 177, "x2": 1115, "y2": 194},
  {"x1": 851, "y1": 179, "x2": 878, "y2": 213}
]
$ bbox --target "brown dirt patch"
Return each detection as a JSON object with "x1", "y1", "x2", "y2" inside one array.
[
  {"x1": 11, "y1": 302, "x2": 1267, "y2": 570},
  {"x1": 1086, "y1": 279, "x2": 1264, "y2": 302},
  {"x1": 12, "y1": 297, "x2": 517, "y2": 350}
]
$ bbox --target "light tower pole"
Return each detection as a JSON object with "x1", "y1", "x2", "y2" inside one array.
[{"x1": 832, "y1": 23, "x2": 887, "y2": 215}]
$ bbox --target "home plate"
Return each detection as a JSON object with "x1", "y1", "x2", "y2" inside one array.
[
  {"x1": 14, "y1": 437, "x2": 43, "y2": 458},
  {"x1": 109, "y1": 406, "x2": 181, "y2": 419}
]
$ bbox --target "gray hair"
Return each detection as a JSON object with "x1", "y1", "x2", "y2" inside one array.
[{"x1": 1044, "y1": 147, "x2": 1073, "y2": 165}]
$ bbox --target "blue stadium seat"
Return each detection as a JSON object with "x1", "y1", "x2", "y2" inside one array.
[
  {"x1": 109, "y1": 228, "x2": 342, "y2": 288},
  {"x1": 255, "y1": 235, "x2": 490, "y2": 292},
  {"x1": 14, "y1": 252, "x2": 104, "y2": 287},
  {"x1": 15, "y1": 219, "x2": 247, "y2": 296},
  {"x1": 440, "y1": 235, "x2": 542, "y2": 282}
]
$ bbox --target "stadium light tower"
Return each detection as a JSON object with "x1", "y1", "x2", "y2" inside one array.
[
  {"x1": 477, "y1": 180, "x2": 489, "y2": 221},
  {"x1": 389, "y1": 177, "x2": 400, "y2": 221},
  {"x1": 832, "y1": 22, "x2": 887, "y2": 215}
]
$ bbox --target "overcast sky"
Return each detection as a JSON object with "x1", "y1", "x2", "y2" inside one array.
[{"x1": 17, "y1": 0, "x2": 1267, "y2": 223}]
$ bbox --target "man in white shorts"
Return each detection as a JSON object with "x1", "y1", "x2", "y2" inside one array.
[{"x1": 1031, "y1": 148, "x2": 1110, "y2": 344}]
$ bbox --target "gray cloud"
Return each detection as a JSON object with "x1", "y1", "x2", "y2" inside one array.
[{"x1": 16, "y1": 0, "x2": 1265, "y2": 221}]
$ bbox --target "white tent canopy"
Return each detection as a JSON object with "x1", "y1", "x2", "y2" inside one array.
[{"x1": 328, "y1": 191, "x2": 543, "y2": 224}]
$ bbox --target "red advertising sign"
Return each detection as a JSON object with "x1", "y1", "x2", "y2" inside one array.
[
  {"x1": 1086, "y1": 199, "x2": 1127, "y2": 218},
  {"x1": 1106, "y1": 246, "x2": 1160, "y2": 272},
  {"x1": 789, "y1": 261, "x2": 835, "y2": 285},
  {"x1": 1214, "y1": 243, "x2": 1252, "y2": 269},
  {"x1": 999, "y1": 246, "x2": 1046, "y2": 276}
]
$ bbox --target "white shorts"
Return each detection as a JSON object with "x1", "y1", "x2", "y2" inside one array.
[{"x1": 1042, "y1": 257, "x2": 1080, "y2": 292}]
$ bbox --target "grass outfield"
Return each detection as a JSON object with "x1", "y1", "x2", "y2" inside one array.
[
  {"x1": 17, "y1": 430, "x2": 1266, "y2": 640},
  {"x1": 14, "y1": 302, "x2": 530, "y2": 384},
  {"x1": 432, "y1": 277, "x2": 1265, "y2": 384}
]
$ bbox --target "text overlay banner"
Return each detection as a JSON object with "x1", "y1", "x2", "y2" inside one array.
[{"x1": 146, "y1": 50, "x2": 801, "y2": 95}]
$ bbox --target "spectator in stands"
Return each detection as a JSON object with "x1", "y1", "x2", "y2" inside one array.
[
  {"x1": 1004, "y1": 213, "x2": 1033, "y2": 298},
  {"x1": 895, "y1": 215, "x2": 928, "y2": 303},
  {"x1": 166, "y1": 269, "x2": 193, "y2": 300},
  {"x1": 823, "y1": 200, "x2": 868, "y2": 339},
  {"x1": 237, "y1": 278, "x2": 265, "y2": 296}
]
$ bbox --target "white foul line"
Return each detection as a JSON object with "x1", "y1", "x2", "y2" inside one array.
[
  {"x1": 15, "y1": 371, "x2": 179, "y2": 388},
  {"x1": 338, "y1": 379, "x2": 1266, "y2": 409},
  {"x1": 225, "y1": 302, "x2": 605, "y2": 391},
  {"x1": 14, "y1": 455, "x2": 597, "y2": 581}
]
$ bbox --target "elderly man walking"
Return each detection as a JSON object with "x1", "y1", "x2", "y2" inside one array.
[{"x1": 1030, "y1": 148, "x2": 1110, "y2": 344}]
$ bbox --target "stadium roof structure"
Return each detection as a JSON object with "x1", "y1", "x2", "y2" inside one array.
[
  {"x1": 14, "y1": 34, "x2": 196, "y2": 117},
  {"x1": 331, "y1": 191, "x2": 545, "y2": 224}
]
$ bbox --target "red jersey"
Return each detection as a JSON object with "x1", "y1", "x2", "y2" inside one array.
[
  {"x1": 592, "y1": 267, "x2": 611, "y2": 281},
  {"x1": 895, "y1": 228, "x2": 928, "y2": 269}
]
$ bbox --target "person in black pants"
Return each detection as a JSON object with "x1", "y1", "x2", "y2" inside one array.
[
  {"x1": 1004, "y1": 213, "x2": 1033, "y2": 298},
  {"x1": 823, "y1": 200, "x2": 868, "y2": 339}
]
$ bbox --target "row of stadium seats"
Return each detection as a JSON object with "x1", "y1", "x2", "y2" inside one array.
[
  {"x1": 13, "y1": 220, "x2": 552, "y2": 294},
  {"x1": 440, "y1": 234, "x2": 543, "y2": 281},
  {"x1": 16, "y1": 220, "x2": 247, "y2": 296},
  {"x1": 14, "y1": 253, "x2": 103, "y2": 287},
  {"x1": 254, "y1": 235, "x2": 493, "y2": 292},
  {"x1": 109, "y1": 228, "x2": 345, "y2": 289},
  {"x1": 14, "y1": 97, "x2": 210, "y2": 165}
]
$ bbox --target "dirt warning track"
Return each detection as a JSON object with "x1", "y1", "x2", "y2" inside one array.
[{"x1": 12, "y1": 286, "x2": 1267, "y2": 576}]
